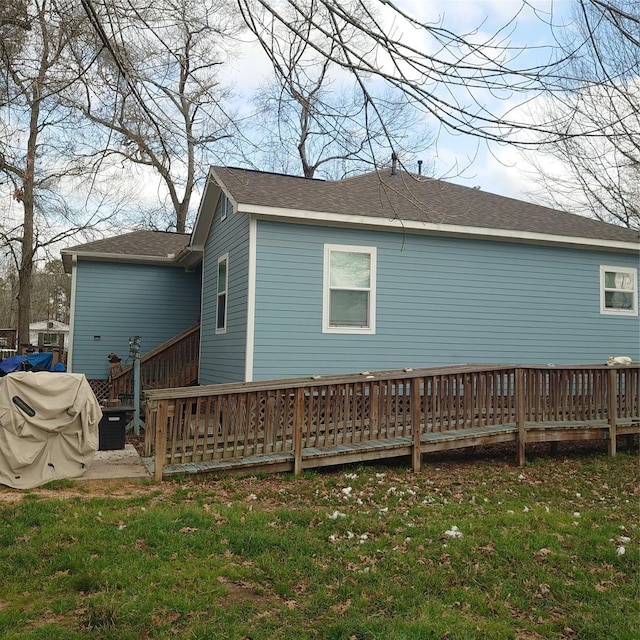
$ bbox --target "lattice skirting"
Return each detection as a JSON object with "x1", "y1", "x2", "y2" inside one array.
[{"x1": 88, "y1": 379, "x2": 110, "y2": 403}]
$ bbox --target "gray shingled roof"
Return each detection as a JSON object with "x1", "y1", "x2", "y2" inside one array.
[
  {"x1": 63, "y1": 230, "x2": 190, "y2": 258},
  {"x1": 211, "y1": 166, "x2": 639, "y2": 244}
]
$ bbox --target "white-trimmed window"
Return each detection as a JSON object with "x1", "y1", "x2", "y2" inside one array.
[
  {"x1": 216, "y1": 254, "x2": 228, "y2": 332},
  {"x1": 220, "y1": 195, "x2": 232, "y2": 221},
  {"x1": 600, "y1": 265, "x2": 637, "y2": 316},
  {"x1": 323, "y1": 244, "x2": 376, "y2": 334}
]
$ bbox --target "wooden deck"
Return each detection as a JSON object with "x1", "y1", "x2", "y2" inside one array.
[{"x1": 144, "y1": 364, "x2": 640, "y2": 480}]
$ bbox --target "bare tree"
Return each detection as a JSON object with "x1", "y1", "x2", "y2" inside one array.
[
  {"x1": 0, "y1": 253, "x2": 18, "y2": 328},
  {"x1": 0, "y1": 3, "x2": 31, "y2": 107},
  {"x1": 526, "y1": 0, "x2": 639, "y2": 229},
  {"x1": 30, "y1": 259, "x2": 71, "y2": 325},
  {"x1": 0, "y1": 1, "x2": 31, "y2": 33},
  {"x1": 72, "y1": 0, "x2": 241, "y2": 233},
  {"x1": 236, "y1": 0, "x2": 586, "y2": 146},
  {"x1": 250, "y1": 1, "x2": 434, "y2": 179},
  {"x1": 0, "y1": 0, "x2": 118, "y2": 345},
  {"x1": 75, "y1": 1, "x2": 638, "y2": 187}
]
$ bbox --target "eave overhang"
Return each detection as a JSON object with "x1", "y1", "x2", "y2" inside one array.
[
  {"x1": 61, "y1": 250, "x2": 186, "y2": 274},
  {"x1": 239, "y1": 204, "x2": 640, "y2": 254}
]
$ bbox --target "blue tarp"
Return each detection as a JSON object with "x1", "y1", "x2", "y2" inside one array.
[
  {"x1": 0, "y1": 352, "x2": 64, "y2": 374},
  {"x1": 0, "y1": 356, "x2": 26, "y2": 374}
]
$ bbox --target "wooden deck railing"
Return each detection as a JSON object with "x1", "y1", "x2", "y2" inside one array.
[
  {"x1": 110, "y1": 322, "x2": 200, "y2": 401},
  {"x1": 145, "y1": 364, "x2": 639, "y2": 481}
]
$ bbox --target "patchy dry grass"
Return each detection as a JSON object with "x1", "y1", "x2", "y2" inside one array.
[{"x1": 0, "y1": 443, "x2": 638, "y2": 639}]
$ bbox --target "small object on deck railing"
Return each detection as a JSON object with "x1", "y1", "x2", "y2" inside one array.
[
  {"x1": 311, "y1": 374, "x2": 322, "y2": 380},
  {"x1": 360, "y1": 371, "x2": 370, "y2": 375},
  {"x1": 404, "y1": 367, "x2": 413, "y2": 372},
  {"x1": 108, "y1": 353, "x2": 123, "y2": 381},
  {"x1": 607, "y1": 355, "x2": 632, "y2": 366}
]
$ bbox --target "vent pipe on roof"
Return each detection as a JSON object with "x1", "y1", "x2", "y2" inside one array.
[
  {"x1": 417, "y1": 160, "x2": 423, "y2": 176},
  {"x1": 391, "y1": 152, "x2": 398, "y2": 176}
]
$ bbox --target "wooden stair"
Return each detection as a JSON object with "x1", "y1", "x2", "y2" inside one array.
[{"x1": 110, "y1": 322, "x2": 200, "y2": 401}]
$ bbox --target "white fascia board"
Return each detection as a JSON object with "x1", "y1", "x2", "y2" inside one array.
[
  {"x1": 62, "y1": 252, "x2": 185, "y2": 266},
  {"x1": 175, "y1": 247, "x2": 203, "y2": 270},
  {"x1": 190, "y1": 171, "x2": 220, "y2": 248},
  {"x1": 208, "y1": 168, "x2": 240, "y2": 211},
  {"x1": 189, "y1": 168, "x2": 240, "y2": 254},
  {"x1": 240, "y1": 204, "x2": 640, "y2": 253}
]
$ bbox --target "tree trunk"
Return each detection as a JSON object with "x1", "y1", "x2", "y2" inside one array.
[
  {"x1": 17, "y1": 201, "x2": 33, "y2": 348},
  {"x1": 17, "y1": 77, "x2": 40, "y2": 348}
]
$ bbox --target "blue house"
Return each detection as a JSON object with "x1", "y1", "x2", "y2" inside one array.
[
  {"x1": 61, "y1": 230, "x2": 201, "y2": 384},
  {"x1": 62, "y1": 166, "x2": 639, "y2": 388}
]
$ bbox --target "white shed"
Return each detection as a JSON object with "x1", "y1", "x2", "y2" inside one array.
[{"x1": 29, "y1": 320, "x2": 69, "y2": 351}]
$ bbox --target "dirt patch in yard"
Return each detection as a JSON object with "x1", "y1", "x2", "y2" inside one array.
[
  {"x1": 1, "y1": 437, "x2": 636, "y2": 504},
  {"x1": 0, "y1": 479, "x2": 170, "y2": 503}
]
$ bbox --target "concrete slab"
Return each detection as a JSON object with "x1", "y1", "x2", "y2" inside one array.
[{"x1": 77, "y1": 444, "x2": 151, "y2": 482}]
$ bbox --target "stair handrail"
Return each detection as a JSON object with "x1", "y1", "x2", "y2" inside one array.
[{"x1": 110, "y1": 321, "x2": 200, "y2": 400}]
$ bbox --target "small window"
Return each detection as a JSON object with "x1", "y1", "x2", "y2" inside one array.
[
  {"x1": 323, "y1": 244, "x2": 376, "y2": 334},
  {"x1": 600, "y1": 265, "x2": 637, "y2": 316},
  {"x1": 216, "y1": 254, "x2": 228, "y2": 332},
  {"x1": 220, "y1": 195, "x2": 232, "y2": 221},
  {"x1": 38, "y1": 332, "x2": 63, "y2": 347}
]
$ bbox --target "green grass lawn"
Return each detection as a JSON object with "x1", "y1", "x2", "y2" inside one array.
[{"x1": 0, "y1": 444, "x2": 638, "y2": 639}]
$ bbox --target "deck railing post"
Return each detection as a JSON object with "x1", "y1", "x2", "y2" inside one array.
[
  {"x1": 607, "y1": 367, "x2": 617, "y2": 457},
  {"x1": 293, "y1": 388, "x2": 305, "y2": 476},
  {"x1": 411, "y1": 377, "x2": 422, "y2": 472},
  {"x1": 154, "y1": 399, "x2": 169, "y2": 482},
  {"x1": 516, "y1": 368, "x2": 526, "y2": 466},
  {"x1": 143, "y1": 399, "x2": 154, "y2": 457}
]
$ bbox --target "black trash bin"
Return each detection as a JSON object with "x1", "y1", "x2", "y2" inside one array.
[{"x1": 98, "y1": 406, "x2": 132, "y2": 450}]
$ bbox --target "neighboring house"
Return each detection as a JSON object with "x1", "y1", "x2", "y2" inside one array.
[
  {"x1": 0, "y1": 328, "x2": 17, "y2": 359},
  {"x1": 29, "y1": 320, "x2": 70, "y2": 352},
  {"x1": 62, "y1": 166, "x2": 640, "y2": 386}
]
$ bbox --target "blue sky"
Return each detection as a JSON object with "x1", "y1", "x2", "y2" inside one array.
[
  {"x1": 228, "y1": 0, "x2": 578, "y2": 203},
  {"x1": 409, "y1": 0, "x2": 577, "y2": 201},
  {"x1": 2, "y1": 0, "x2": 581, "y2": 254}
]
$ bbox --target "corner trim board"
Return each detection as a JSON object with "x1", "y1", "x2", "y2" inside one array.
[{"x1": 245, "y1": 217, "x2": 257, "y2": 382}]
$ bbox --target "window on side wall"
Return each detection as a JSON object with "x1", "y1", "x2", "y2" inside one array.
[
  {"x1": 323, "y1": 244, "x2": 376, "y2": 334},
  {"x1": 600, "y1": 265, "x2": 637, "y2": 316},
  {"x1": 220, "y1": 194, "x2": 232, "y2": 221},
  {"x1": 216, "y1": 254, "x2": 228, "y2": 332}
]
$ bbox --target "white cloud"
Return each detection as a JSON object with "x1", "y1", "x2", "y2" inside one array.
[{"x1": 223, "y1": 1, "x2": 578, "y2": 203}]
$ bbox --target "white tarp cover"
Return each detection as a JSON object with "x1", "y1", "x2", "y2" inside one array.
[{"x1": 0, "y1": 372, "x2": 102, "y2": 489}]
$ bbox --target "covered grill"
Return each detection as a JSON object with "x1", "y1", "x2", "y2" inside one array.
[{"x1": 0, "y1": 372, "x2": 101, "y2": 489}]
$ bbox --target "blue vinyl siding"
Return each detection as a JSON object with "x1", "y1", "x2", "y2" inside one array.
[
  {"x1": 251, "y1": 220, "x2": 640, "y2": 380},
  {"x1": 199, "y1": 197, "x2": 250, "y2": 384},
  {"x1": 71, "y1": 261, "x2": 201, "y2": 379}
]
